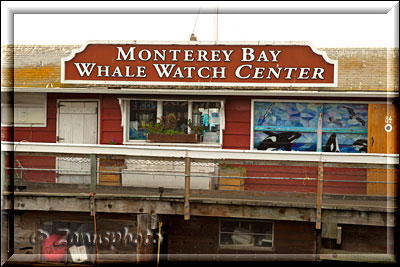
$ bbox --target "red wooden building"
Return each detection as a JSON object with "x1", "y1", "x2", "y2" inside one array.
[{"x1": 1, "y1": 42, "x2": 398, "y2": 264}]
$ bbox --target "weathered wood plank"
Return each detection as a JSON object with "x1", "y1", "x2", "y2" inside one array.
[
  {"x1": 11, "y1": 194, "x2": 395, "y2": 226},
  {"x1": 137, "y1": 214, "x2": 153, "y2": 263},
  {"x1": 321, "y1": 209, "x2": 395, "y2": 227},
  {"x1": 319, "y1": 249, "x2": 396, "y2": 263},
  {"x1": 184, "y1": 157, "x2": 191, "y2": 220}
]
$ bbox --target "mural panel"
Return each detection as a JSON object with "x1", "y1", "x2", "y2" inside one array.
[
  {"x1": 254, "y1": 102, "x2": 319, "y2": 128},
  {"x1": 322, "y1": 103, "x2": 368, "y2": 129},
  {"x1": 253, "y1": 102, "x2": 368, "y2": 153}
]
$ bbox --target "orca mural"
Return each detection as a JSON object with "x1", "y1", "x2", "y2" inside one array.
[
  {"x1": 257, "y1": 131, "x2": 302, "y2": 151},
  {"x1": 324, "y1": 133, "x2": 340, "y2": 152},
  {"x1": 353, "y1": 139, "x2": 368, "y2": 153},
  {"x1": 254, "y1": 102, "x2": 368, "y2": 153}
]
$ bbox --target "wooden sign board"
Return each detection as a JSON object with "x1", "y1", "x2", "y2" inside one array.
[{"x1": 61, "y1": 41, "x2": 338, "y2": 87}]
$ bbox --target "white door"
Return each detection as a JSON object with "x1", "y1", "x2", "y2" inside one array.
[{"x1": 56, "y1": 101, "x2": 98, "y2": 184}]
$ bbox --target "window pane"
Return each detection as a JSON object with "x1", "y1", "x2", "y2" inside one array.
[
  {"x1": 193, "y1": 102, "x2": 221, "y2": 143},
  {"x1": 254, "y1": 102, "x2": 369, "y2": 153},
  {"x1": 254, "y1": 131, "x2": 317, "y2": 151},
  {"x1": 220, "y1": 220, "x2": 238, "y2": 232},
  {"x1": 322, "y1": 103, "x2": 368, "y2": 129},
  {"x1": 162, "y1": 101, "x2": 188, "y2": 133},
  {"x1": 5, "y1": 93, "x2": 47, "y2": 126},
  {"x1": 322, "y1": 103, "x2": 368, "y2": 153},
  {"x1": 220, "y1": 233, "x2": 235, "y2": 245},
  {"x1": 323, "y1": 133, "x2": 368, "y2": 153},
  {"x1": 1, "y1": 106, "x2": 13, "y2": 125},
  {"x1": 129, "y1": 100, "x2": 157, "y2": 140},
  {"x1": 220, "y1": 220, "x2": 273, "y2": 249},
  {"x1": 254, "y1": 102, "x2": 319, "y2": 128},
  {"x1": 251, "y1": 221, "x2": 273, "y2": 234}
]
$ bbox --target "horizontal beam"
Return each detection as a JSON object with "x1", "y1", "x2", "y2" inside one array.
[
  {"x1": 11, "y1": 195, "x2": 315, "y2": 223},
  {"x1": 2, "y1": 142, "x2": 398, "y2": 165},
  {"x1": 4, "y1": 87, "x2": 399, "y2": 99},
  {"x1": 9, "y1": 194, "x2": 394, "y2": 226}
]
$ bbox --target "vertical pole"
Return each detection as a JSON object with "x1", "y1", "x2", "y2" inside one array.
[
  {"x1": 214, "y1": 6, "x2": 218, "y2": 42},
  {"x1": 316, "y1": 161, "x2": 324, "y2": 229},
  {"x1": 184, "y1": 157, "x2": 191, "y2": 220}
]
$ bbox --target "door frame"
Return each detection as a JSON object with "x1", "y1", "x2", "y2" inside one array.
[
  {"x1": 56, "y1": 99, "x2": 101, "y2": 145},
  {"x1": 55, "y1": 99, "x2": 101, "y2": 184}
]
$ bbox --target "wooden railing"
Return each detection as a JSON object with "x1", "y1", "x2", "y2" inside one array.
[{"x1": 2, "y1": 141, "x2": 399, "y2": 228}]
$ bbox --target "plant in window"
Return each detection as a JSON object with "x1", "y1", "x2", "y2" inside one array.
[
  {"x1": 145, "y1": 113, "x2": 185, "y2": 135},
  {"x1": 145, "y1": 113, "x2": 200, "y2": 143},
  {"x1": 188, "y1": 119, "x2": 207, "y2": 135},
  {"x1": 161, "y1": 113, "x2": 178, "y2": 131},
  {"x1": 145, "y1": 122, "x2": 164, "y2": 134}
]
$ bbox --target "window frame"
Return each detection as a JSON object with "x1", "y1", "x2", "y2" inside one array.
[
  {"x1": 219, "y1": 219, "x2": 274, "y2": 251},
  {"x1": 119, "y1": 97, "x2": 225, "y2": 147},
  {"x1": 250, "y1": 99, "x2": 375, "y2": 152},
  {"x1": 1, "y1": 92, "x2": 47, "y2": 127}
]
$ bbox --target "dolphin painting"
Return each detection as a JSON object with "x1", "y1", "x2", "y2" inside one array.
[{"x1": 257, "y1": 131, "x2": 302, "y2": 151}]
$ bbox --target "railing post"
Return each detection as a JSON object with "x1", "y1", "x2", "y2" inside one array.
[
  {"x1": 184, "y1": 156, "x2": 191, "y2": 220},
  {"x1": 316, "y1": 161, "x2": 324, "y2": 229},
  {"x1": 90, "y1": 154, "x2": 97, "y2": 216},
  {"x1": 90, "y1": 154, "x2": 97, "y2": 194},
  {"x1": 1, "y1": 152, "x2": 5, "y2": 209}
]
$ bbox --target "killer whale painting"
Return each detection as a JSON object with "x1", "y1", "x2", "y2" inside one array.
[
  {"x1": 257, "y1": 131, "x2": 302, "y2": 151},
  {"x1": 324, "y1": 133, "x2": 340, "y2": 152},
  {"x1": 353, "y1": 139, "x2": 368, "y2": 153},
  {"x1": 254, "y1": 102, "x2": 368, "y2": 153}
]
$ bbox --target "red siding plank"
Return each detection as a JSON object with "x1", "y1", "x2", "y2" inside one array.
[
  {"x1": 102, "y1": 131, "x2": 123, "y2": 145},
  {"x1": 222, "y1": 135, "x2": 250, "y2": 149},
  {"x1": 225, "y1": 111, "x2": 250, "y2": 123},
  {"x1": 225, "y1": 122, "x2": 250, "y2": 135},
  {"x1": 102, "y1": 119, "x2": 123, "y2": 130},
  {"x1": 101, "y1": 108, "x2": 122, "y2": 120}
]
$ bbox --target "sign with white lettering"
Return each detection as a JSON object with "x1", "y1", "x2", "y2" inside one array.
[{"x1": 61, "y1": 41, "x2": 338, "y2": 87}]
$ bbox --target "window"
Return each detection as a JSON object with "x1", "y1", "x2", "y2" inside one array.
[
  {"x1": 219, "y1": 219, "x2": 273, "y2": 250},
  {"x1": 123, "y1": 98, "x2": 224, "y2": 145},
  {"x1": 252, "y1": 101, "x2": 368, "y2": 153},
  {"x1": 1, "y1": 92, "x2": 47, "y2": 127},
  {"x1": 129, "y1": 100, "x2": 157, "y2": 140},
  {"x1": 162, "y1": 101, "x2": 188, "y2": 133}
]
